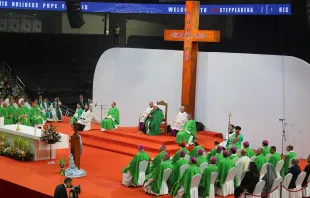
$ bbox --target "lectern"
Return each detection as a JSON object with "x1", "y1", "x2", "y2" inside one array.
[{"x1": 71, "y1": 121, "x2": 81, "y2": 169}]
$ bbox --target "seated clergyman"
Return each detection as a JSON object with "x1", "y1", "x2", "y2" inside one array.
[
  {"x1": 16, "y1": 102, "x2": 31, "y2": 126},
  {"x1": 143, "y1": 153, "x2": 173, "y2": 195},
  {"x1": 122, "y1": 145, "x2": 150, "y2": 187},
  {"x1": 41, "y1": 98, "x2": 53, "y2": 122},
  {"x1": 71, "y1": 103, "x2": 83, "y2": 125},
  {"x1": 77, "y1": 104, "x2": 91, "y2": 131},
  {"x1": 175, "y1": 114, "x2": 196, "y2": 146},
  {"x1": 100, "y1": 102, "x2": 120, "y2": 132},
  {"x1": 169, "y1": 106, "x2": 188, "y2": 137},
  {"x1": 30, "y1": 102, "x2": 44, "y2": 127},
  {"x1": 142, "y1": 104, "x2": 164, "y2": 136},
  {"x1": 199, "y1": 156, "x2": 218, "y2": 198},
  {"x1": 138, "y1": 101, "x2": 154, "y2": 131},
  {"x1": 50, "y1": 97, "x2": 62, "y2": 122},
  {"x1": 150, "y1": 145, "x2": 167, "y2": 173}
]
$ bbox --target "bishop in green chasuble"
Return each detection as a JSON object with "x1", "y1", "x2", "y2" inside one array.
[
  {"x1": 216, "y1": 150, "x2": 235, "y2": 188},
  {"x1": 16, "y1": 103, "x2": 31, "y2": 126},
  {"x1": 142, "y1": 104, "x2": 164, "y2": 136},
  {"x1": 190, "y1": 144, "x2": 205, "y2": 158},
  {"x1": 150, "y1": 145, "x2": 167, "y2": 173},
  {"x1": 169, "y1": 150, "x2": 189, "y2": 187},
  {"x1": 243, "y1": 141, "x2": 255, "y2": 158},
  {"x1": 30, "y1": 102, "x2": 44, "y2": 127},
  {"x1": 282, "y1": 145, "x2": 297, "y2": 176},
  {"x1": 262, "y1": 140, "x2": 270, "y2": 156},
  {"x1": 268, "y1": 146, "x2": 281, "y2": 168},
  {"x1": 171, "y1": 142, "x2": 190, "y2": 164},
  {"x1": 207, "y1": 140, "x2": 220, "y2": 162},
  {"x1": 100, "y1": 102, "x2": 120, "y2": 131},
  {"x1": 254, "y1": 148, "x2": 267, "y2": 172},
  {"x1": 122, "y1": 145, "x2": 150, "y2": 187},
  {"x1": 175, "y1": 114, "x2": 197, "y2": 145},
  {"x1": 196, "y1": 149, "x2": 208, "y2": 167},
  {"x1": 2, "y1": 103, "x2": 14, "y2": 125},
  {"x1": 199, "y1": 156, "x2": 218, "y2": 197}
]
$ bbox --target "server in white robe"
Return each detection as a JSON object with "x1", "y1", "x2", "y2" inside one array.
[
  {"x1": 169, "y1": 106, "x2": 188, "y2": 136},
  {"x1": 138, "y1": 101, "x2": 154, "y2": 131},
  {"x1": 78, "y1": 104, "x2": 91, "y2": 131}
]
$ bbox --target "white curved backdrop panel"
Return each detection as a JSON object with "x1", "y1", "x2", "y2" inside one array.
[{"x1": 93, "y1": 48, "x2": 310, "y2": 159}]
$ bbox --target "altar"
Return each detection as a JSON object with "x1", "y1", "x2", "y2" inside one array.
[{"x1": 0, "y1": 125, "x2": 69, "y2": 161}]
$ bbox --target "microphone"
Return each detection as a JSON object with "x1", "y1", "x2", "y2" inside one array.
[{"x1": 279, "y1": 119, "x2": 285, "y2": 121}]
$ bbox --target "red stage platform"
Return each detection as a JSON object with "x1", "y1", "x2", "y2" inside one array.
[{"x1": 0, "y1": 117, "x2": 306, "y2": 198}]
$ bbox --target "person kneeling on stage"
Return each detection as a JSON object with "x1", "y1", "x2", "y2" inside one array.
[
  {"x1": 54, "y1": 177, "x2": 72, "y2": 198},
  {"x1": 77, "y1": 104, "x2": 91, "y2": 131}
]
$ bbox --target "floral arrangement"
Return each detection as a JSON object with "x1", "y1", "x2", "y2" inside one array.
[
  {"x1": 40, "y1": 124, "x2": 62, "y2": 144},
  {"x1": 0, "y1": 133, "x2": 33, "y2": 161}
]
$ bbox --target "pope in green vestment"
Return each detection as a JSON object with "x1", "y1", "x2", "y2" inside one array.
[
  {"x1": 262, "y1": 140, "x2": 270, "y2": 156},
  {"x1": 170, "y1": 157, "x2": 200, "y2": 198},
  {"x1": 243, "y1": 142, "x2": 256, "y2": 158},
  {"x1": 199, "y1": 156, "x2": 218, "y2": 197},
  {"x1": 197, "y1": 149, "x2": 208, "y2": 167},
  {"x1": 122, "y1": 145, "x2": 150, "y2": 186},
  {"x1": 190, "y1": 144, "x2": 205, "y2": 158},
  {"x1": 150, "y1": 145, "x2": 167, "y2": 173},
  {"x1": 226, "y1": 126, "x2": 243, "y2": 149},
  {"x1": 143, "y1": 105, "x2": 163, "y2": 136},
  {"x1": 254, "y1": 148, "x2": 267, "y2": 172},
  {"x1": 207, "y1": 140, "x2": 220, "y2": 162},
  {"x1": 175, "y1": 114, "x2": 196, "y2": 145},
  {"x1": 281, "y1": 145, "x2": 297, "y2": 176},
  {"x1": 144, "y1": 154, "x2": 173, "y2": 195},
  {"x1": 169, "y1": 150, "x2": 189, "y2": 187},
  {"x1": 268, "y1": 146, "x2": 282, "y2": 168},
  {"x1": 171, "y1": 142, "x2": 190, "y2": 164},
  {"x1": 16, "y1": 104, "x2": 31, "y2": 126},
  {"x1": 30, "y1": 103, "x2": 44, "y2": 126},
  {"x1": 100, "y1": 102, "x2": 120, "y2": 131},
  {"x1": 71, "y1": 104, "x2": 84, "y2": 125},
  {"x1": 217, "y1": 150, "x2": 235, "y2": 188}
]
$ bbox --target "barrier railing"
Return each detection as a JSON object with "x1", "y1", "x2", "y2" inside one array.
[
  {"x1": 60, "y1": 104, "x2": 75, "y2": 117},
  {"x1": 2, "y1": 60, "x2": 26, "y2": 91}
]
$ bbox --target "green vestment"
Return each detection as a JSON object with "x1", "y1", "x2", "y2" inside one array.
[
  {"x1": 122, "y1": 151, "x2": 150, "y2": 185},
  {"x1": 245, "y1": 147, "x2": 255, "y2": 158},
  {"x1": 171, "y1": 148, "x2": 190, "y2": 164},
  {"x1": 3, "y1": 107, "x2": 14, "y2": 124},
  {"x1": 144, "y1": 109, "x2": 163, "y2": 136},
  {"x1": 169, "y1": 158, "x2": 189, "y2": 187},
  {"x1": 254, "y1": 154, "x2": 267, "y2": 172},
  {"x1": 268, "y1": 152, "x2": 282, "y2": 168},
  {"x1": 100, "y1": 107, "x2": 120, "y2": 130},
  {"x1": 197, "y1": 156, "x2": 208, "y2": 167},
  {"x1": 262, "y1": 146, "x2": 270, "y2": 156},
  {"x1": 51, "y1": 101, "x2": 62, "y2": 121},
  {"x1": 7, "y1": 105, "x2": 16, "y2": 124},
  {"x1": 217, "y1": 157, "x2": 235, "y2": 188},
  {"x1": 281, "y1": 151, "x2": 297, "y2": 176},
  {"x1": 190, "y1": 145, "x2": 205, "y2": 158},
  {"x1": 215, "y1": 152, "x2": 224, "y2": 166},
  {"x1": 175, "y1": 120, "x2": 197, "y2": 144},
  {"x1": 41, "y1": 102, "x2": 53, "y2": 120},
  {"x1": 230, "y1": 154, "x2": 239, "y2": 160},
  {"x1": 30, "y1": 107, "x2": 44, "y2": 126},
  {"x1": 226, "y1": 133, "x2": 244, "y2": 149},
  {"x1": 207, "y1": 147, "x2": 217, "y2": 162},
  {"x1": 35, "y1": 104, "x2": 47, "y2": 121},
  {"x1": 70, "y1": 108, "x2": 83, "y2": 124},
  {"x1": 149, "y1": 161, "x2": 173, "y2": 194},
  {"x1": 170, "y1": 165, "x2": 200, "y2": 198},
  {"x1": 150, "y1": 151, "x2": 167, "y2": 172},
  {"x1": 16, "y1": 107, "x2": 31, "y2": 126},
  {"x1": 199, "y1": 165, "x2": 218, "y2": 197}
]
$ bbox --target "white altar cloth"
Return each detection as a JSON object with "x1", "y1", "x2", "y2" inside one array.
[{"x1": 0, "y1": 124, "x2": 69, "y2": 161}]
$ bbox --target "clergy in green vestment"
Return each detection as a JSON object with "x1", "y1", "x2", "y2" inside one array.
[
  {"x1": 16, "y1": 103, "x2": 31, "y2": 126},
  {"x1": 216, "y1": 150, "x2": 235, "y2": 188},
  {"x1": 190, "y1": 143, "x2": 205, "y2": 158},
  {"x1": 71, "y1": 103, "x2": 83, "y2": 125},
  {"x1": 100, "y1": 102, "x2": 120, "y2": 131},
  {"x1": 171, "y1": 141, "x2": 190, "y2": 164},
  {"x1": 41, "y1": 98, "x2": 53, "y2": 122},
  {"x1": 226, "y1": 126, "x2": 243, "y2": 149},
  {"x1": 254, "y1": 148, "x2": 267, "y2": 172},
  {"x1": 122, "y1": 145, "x2": 150, "y2": 187},
  {"x1": 229, "y1": 146, "x2": 239, "y2": 160},
  {"x1": 150, "y1": 145, "x2": 167, "y2": 173},
  {"x1": 7, "y1": 99, "x2": 17, "y2": 124},
  {"x1": 169, "y1": 150, "x2": 189, "y2": 187},
  {"x1": 170, "y1": 157, "x2": 200, "y2": 198},
  {"x1": 281, "y1": 145, "x2": 297, "y2": 176},
  {"x1": 30, "y1": 102, "x2": 44, "y2": 127},
  {"x1": 199, "y1": 156, "x2": 218, "y2": 198},
  {"x1": 143, "y1": 154, "x2": 173, "y2": 195},
  {"x1": 50, "y1": 97, "x2": 62, "y2": 122},
  {"x1": 243, "y1": 141, "x2": 256, "y2": 158},
  {"x1": 2, "y1": 103, "x2": 14, "y2": 125},
  {"x1": 197, "y1": 149, "x2": 208, "y2": 167},
  {"x1": 34, "y1": 99, "x2": 47, "y2": 121},
  {"x1": 268, "y1": 146, "x2": 282, "y2": 168},
  {"x1": 262, "y1": 140, "x2": 270, "y2": 156},
  {"x1": 175, "y1": 114, "x2": 197, "y2": 145},
  {"x1": 207, "y1": 140, "x2": 220, "y2": 162},
  {"x1": 142, "y1": 104, "x2": 163, "y2": 136},
  {"x1": 215, "y1": 146, "x2": 224, "y2": 166}
]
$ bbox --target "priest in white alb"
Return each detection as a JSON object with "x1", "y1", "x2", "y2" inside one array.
[
  {"x1": 138, "y1": 101, "x2": 154, "y2": 131},
  {"x1": 169, "y1": 106, "x2": 188, "y2": 136}
]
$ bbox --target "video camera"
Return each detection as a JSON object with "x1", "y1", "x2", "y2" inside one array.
[{"x1": 69, "y1": 185, "x2": 81, "y2": 198}]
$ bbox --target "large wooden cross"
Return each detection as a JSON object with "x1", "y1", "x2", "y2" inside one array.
[{"x1": 164, "y1": 1, "x2": 220, "y2": 117}]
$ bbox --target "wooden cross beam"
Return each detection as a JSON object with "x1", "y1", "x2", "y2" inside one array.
[{"x1": 164, "y1": 0, "x2": 220, "y2": 118}]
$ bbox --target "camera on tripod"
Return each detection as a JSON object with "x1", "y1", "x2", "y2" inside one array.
[{"x1": 69, "y1": 185, "x2": 81, "y2": 198}]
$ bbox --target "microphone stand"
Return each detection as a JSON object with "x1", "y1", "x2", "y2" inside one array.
[
  {"x1": 95, "y1": 104, "x2": 106, "y2": 121},
  {"x1": 279, "y1": 119, "x2": 286, "y2": 156}
]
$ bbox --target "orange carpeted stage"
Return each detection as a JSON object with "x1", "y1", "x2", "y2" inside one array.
[{"x1": 0, "y1": 117, "x2": 307, "y2": 198}]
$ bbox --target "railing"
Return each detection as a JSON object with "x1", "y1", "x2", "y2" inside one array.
[
  {"x1": 60, "y1": 104, "x2": 75, "y2": 117},
  {"x1": 16, "y1": 76, "x2": 25, "y2": 91},
  {"x1": 2, "y1": 60, "x2": 26, "y2": 91}
]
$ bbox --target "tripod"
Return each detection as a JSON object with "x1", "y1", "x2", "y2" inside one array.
[
  {"x1": 279, "y1": 118, "x2": 286, "y2": 156},
  {"x1": 95, "y1": 103, "x2": 106, "y2": 121}
]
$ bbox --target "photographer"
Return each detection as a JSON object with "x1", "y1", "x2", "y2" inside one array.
[{"x1": 54, "y1": 177, "x2": 72, "y2": 198}]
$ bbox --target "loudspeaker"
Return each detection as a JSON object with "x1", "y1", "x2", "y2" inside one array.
[{"x1": 66, "y1": 0, "x2": 85, "y2": 28}]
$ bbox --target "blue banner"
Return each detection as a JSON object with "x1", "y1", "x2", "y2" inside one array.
[{"x1": 0, "y1": 0, "x2": 291, "y2": 15}]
